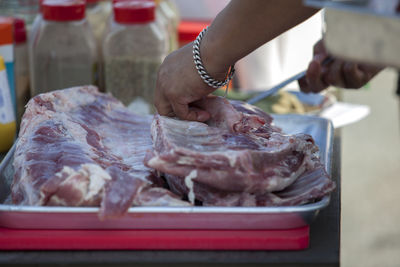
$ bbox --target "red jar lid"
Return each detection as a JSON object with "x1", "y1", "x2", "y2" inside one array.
[
  {"x1": 42, "y1": 0, "x2": 86, "y2": 22},
  {"x1": 13, "y1": 18, "x2": 27, "y2": 44},
  {"x1": 114, "y1": 0, "x2": 155, "y2": 24}
]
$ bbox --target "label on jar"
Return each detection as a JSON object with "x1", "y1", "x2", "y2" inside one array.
[{"x1": 0, "y1": 69, "x2": 15, "y2": 124}]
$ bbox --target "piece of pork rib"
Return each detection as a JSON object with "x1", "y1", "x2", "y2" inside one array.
[
  {"x1": 12, "y1": 86, "x2": 188, "y2": 219},
  {"x1": 165, "y1": 165, "x2": 335, "y2": 207},
  {"x1": 145, "y1": 116, "x2": 319, "y2": 194},
  {"x1": 145, "y1": 96, "x2": 335, "y2": 204}
]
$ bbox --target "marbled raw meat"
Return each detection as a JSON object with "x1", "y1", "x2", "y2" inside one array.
[
  {"x1": 145, "y1": 96, "x2": 335, "y2": 205},
  {"x1": 12, "y1": 86, "x2": 188, "y2": 219}
]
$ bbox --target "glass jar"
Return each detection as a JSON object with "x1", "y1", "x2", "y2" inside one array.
[
  {"x1": 30, "y1": 0, "x2": 97, "y2": 96},
  {"x1": 103, "y1": 0, "x2": 166, "y2": 114}
]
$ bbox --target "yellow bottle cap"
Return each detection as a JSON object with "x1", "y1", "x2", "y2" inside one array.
[{"x1": 0, "y1": 55, "x2": 5, "y2": 71}]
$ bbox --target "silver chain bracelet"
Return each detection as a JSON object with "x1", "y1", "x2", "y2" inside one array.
[{"x1": 193, "y1": 27, "x2": 235, "y2": 89}]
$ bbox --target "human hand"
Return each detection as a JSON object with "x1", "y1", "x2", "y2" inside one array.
[
  {"x1": 298, "y1": 40, "x2": 383, "y2": 93},
  {"x1": 154, "y1": 42, "x2": 229, "y2": 122}
]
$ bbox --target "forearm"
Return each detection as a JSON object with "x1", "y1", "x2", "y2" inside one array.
[{"x1": 201, "y1": 0, "x2": 319, "y2": 76}]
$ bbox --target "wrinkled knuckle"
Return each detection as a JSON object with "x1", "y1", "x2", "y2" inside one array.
[
  {"x1": 343, "y1": 63, "x2": 353, "y2": 74},
  {"x1": 186, "y1": 112, "x2": 197, "y2": 122}
]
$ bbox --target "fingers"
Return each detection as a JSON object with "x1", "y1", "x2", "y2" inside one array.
[
  {"x1": 300, "y1": 43, "x2": 331, "y2": 93},
  {"x1": 188, "y1": 106, "x2": 210, "y2": 122},
  {"x1": 154, "y1": 43, "x2": 214, "y2": 122},
  {"x1": 342, "y1": 62, "x2": 366, "y2": 89},
  {"x1": 155, "y1": 94, "x2": 210, "y2": 122},
  {"x1": 358, "y1": 64, "x2": 383, "y2": 83},
  {"x1": 298, "y1": 75, "x2": 308, "y2": 93},
  {"x1": 301, "y1": 40, "x2": 382, "y2": 93},
  {"x1": 155, "y1": 99, "x2": 174, "y2": 117},
  {"x1": 342, "y1": 63, "x2": 383, "y2": 89},
  {"x1": 324, "y1": 59, "x2": 346, "y2": 88},
  {"x1": 154, "y1": 79, "x2": 174, "y2": 116},
  {"x1": 171, "y1": 101, "x2": 210, "y2": 122},
  {"x1": 300, "y1": 59, "x2": 329, "y2": 93}
]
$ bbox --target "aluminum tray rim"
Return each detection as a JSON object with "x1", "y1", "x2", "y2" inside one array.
[
  {"x1": 0, "y1": 196, "x2": 330, "y2": 213},
  {"x1": 0, "y1": 114, "x2": 334, "y2": 229}
]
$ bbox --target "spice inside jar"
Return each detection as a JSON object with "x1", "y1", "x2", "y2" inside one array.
[
  {"x1": 30, "y1": 0, "x2": 97, "y2": 95},
  {"x1": 103, "y1": 0, "x2": 166, "y2": 114}
]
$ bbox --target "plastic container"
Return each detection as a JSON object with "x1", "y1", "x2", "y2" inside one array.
[
  {"x1": 154, "y1": 0, "x2": 170, "y2": 52},
  {"x1": 159, "y1": 0, "x2": 178, "y2": 52},
  {"x1": 103, "y1": 0, "x2": 166, "y2": 113},
  {"x1": 0, "y1": 56, "x2": 16, "y2": 153},
  {"x1": 30, "y1": 0, "x2": 97, "y2": 96},
  {"x1": 86, "y1": 0, "x2": 111, "y2": 92},
  {"x1": 0, "y1": 17, "x2": 16, "y2": 115},
  {"x1": 86, "y1": 0, "x2": 112, "y2": 45},
  {"x1": 28, "y1": 1, "x2": 43, "y2": 97},
  {"x1": 112, "y1": 0, "x2": 170, "y2": 52},
  {"x1": 14, "y1": 18, "x2": 30, "y2": 127},
  {"x1": 29, "y1": 0, "x2": 45, "y2": 40},
  {"x1": 0, "y1": 0, "x2": 40, "y2": 26}
]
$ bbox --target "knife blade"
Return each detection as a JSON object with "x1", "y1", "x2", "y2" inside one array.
[{"x1": 246, "y1": 57, "x2": 333, "y2": 105}]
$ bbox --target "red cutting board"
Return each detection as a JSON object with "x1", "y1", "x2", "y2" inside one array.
[{"x1": 0, "y1": 226, "x2": 309, "y2": 250}]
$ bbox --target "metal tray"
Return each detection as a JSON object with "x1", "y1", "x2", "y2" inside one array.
[{"x1": 0, "y1": 114, "x2": 334, "y2": 230}]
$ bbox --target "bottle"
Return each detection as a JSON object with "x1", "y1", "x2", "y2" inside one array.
[
  {"x1": 154, "y1": 0, "x2": 170, "y2": 53},
  {"x1": 86, "y1": 0, "x2": 112, "y2": 92},
  {"x1": 159, "y1": 0, "x2": 178, "y2": 52},
  {"x1": 111, "y1": 0, "x2": 169, "y2": 53},
  {"x1": 86, "y1": 0, "x2": 112, "y2": 45},
  {"x1": 103, "y1": 0, "x2": 166, "y2": 114},
  {"x1": 30, "y1": 0, "x2": 97, "y2": 96},
  {"x1": 0, "y1": 17, "x2": 16, "y2": 117},
  {"x1": 0, "y1": 55, "x2": 16, "y2": 153},
  {"x1": 28, "y1": 5, "x2": 41, "y2": 98},
  {"x1": 14, "y1": 18, "x2": 30, "y2": 127},
  {"x1": 0, "y1": 0, "x2": 40, "y2": 26}
]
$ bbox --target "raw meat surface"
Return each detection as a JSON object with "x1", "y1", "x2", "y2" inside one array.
[
  {"x1": 12, "y1": 86, "x2": 188, "y2": 219},
  {"x1": 145, "y1": 96, "x2": 335, "y2": 206},
  {"x1": 12, "y1": 87, "x2": 335, "y2": 215}
]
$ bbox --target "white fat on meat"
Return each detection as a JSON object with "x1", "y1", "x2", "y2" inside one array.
[
  {"x1": 50, "y1": 164, "x2": 111, "y2": 205},
  {"x1": 264, "y1": 164, "x2": 306, "y2": 192},
  {"x1": 185, "y1": 170, "x2": 198, "y2": 204},
  {"x1": 82, "y1": 164, "x2": 112, "y2": 201}
]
